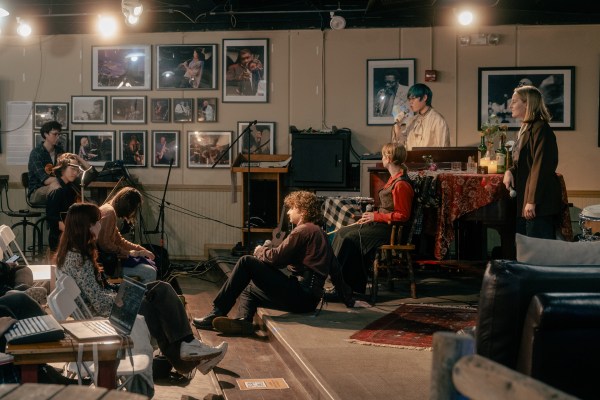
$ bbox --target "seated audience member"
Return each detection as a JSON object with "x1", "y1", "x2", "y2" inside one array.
[
  {"x1": 332, "y1": 143, "x2": 414, "y2": 294},
  {"x1": 194, "y1": 191, "x2": 333, "y2": 335},
  {"x1": 391, "y1": 83, "x2": 450, "y2": 150},
  {"x1": 97, "y1": 187, "x2": 157, "y2": 283},
  {"x1": 46, "y1": 153, "x2": 91, "y2": 251},
  {"x1": 27, "y1": 121, "x2": 65, "y2": 205},
  {"x1": 55, "y1": 203, "x2": 227, "y2": 375}
]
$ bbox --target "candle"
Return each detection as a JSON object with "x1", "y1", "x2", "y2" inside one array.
[
  {"x1": 479, "y1": 157, "x2": 490, "y2": 167},
  {"x1": 488, "y1": 160, "x2": 497, "y2": 174}
]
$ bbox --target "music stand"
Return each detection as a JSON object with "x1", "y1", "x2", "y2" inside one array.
[{"x1": 212, "y1": 120, "x2": 257, "y2": 253}]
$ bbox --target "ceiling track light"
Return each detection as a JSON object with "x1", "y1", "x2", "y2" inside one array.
[
  {"x1": 330, "y1": 11, "x2": 346, "y2": 30},
  {"x1": 122, "y1": 0, "x2": 143, "y2": 25},
  {"x1": 0, "y1": 7, "x2": 9, "y2": 18}
]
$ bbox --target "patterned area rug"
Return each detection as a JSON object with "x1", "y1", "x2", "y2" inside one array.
[{"x1": 347, "y1": 304, "x2": 477, "y2": 350}]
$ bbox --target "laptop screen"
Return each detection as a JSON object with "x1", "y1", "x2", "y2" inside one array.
[{"x1": 109, "y1": 276, "x2": 146, "y2": 334}]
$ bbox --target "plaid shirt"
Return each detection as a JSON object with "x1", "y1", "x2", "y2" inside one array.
[{"x1": 27, "y1": 142, "x2": 64, "y2": 195}]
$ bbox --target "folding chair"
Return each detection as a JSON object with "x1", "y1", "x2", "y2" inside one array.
[
  {"x1": 48, "y1": 273, "x2": 153, "y2": 390},
  {"x1": 0, "y1": 224, "x2": 55, "y2": 292}
]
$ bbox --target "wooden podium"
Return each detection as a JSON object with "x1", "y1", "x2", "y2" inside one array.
[{"x1": 232, "y1": 154, "x2": 290, "y2": 246}]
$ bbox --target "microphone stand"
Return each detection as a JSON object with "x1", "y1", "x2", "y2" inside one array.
[
  {"x1": 144, "y1": 158, "x2": 173, "y2": 276},
  {"x1": 212, "y1": 120, "x2": 257, "y2": 253}
]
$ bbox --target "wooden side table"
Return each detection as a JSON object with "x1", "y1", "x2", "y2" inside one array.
[{"x1": 5, "y1": 333, "x2": 132, "y2": 389}]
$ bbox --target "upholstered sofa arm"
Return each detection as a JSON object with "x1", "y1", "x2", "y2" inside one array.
[
  {"x1": 475, "y1": 260, "x2": 600, "y2": 369},
  {"x1": 516, "y1": 292, "x2": 600, "y2": 400}
]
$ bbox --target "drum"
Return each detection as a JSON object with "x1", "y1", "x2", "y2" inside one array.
[{"x1": 579, "y1": 204, "x2": 600, "y2": 241}]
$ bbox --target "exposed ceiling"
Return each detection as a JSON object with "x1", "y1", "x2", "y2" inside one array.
[{"x1": 2, "y1": 0, "x2": 600, "y2": 36}]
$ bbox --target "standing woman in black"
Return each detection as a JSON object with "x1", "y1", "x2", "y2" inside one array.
[{"x1": 503, "y1": 85, "x2": 561, "y2": 239}]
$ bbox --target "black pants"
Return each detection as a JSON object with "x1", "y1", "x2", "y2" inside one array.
[
  {"x1": 516, "y1": 215, "x2": 557, "y2": 239},
  {"x1": 139, "y1": 281, "x2": 196, "y2": 374},
  {"x1": 331, "y1": 222, "x2": 391, "y2": 294},
  {"x1": 213, "y1": 256, "x2": 320, "y2": 321}
]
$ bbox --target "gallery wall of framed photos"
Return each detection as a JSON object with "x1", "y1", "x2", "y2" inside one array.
[{"x1": 35, "y1": 41, "x2": 269, "y2": 171}]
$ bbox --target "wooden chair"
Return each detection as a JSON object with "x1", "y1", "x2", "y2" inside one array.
[{"x1": 371, "y1": 175, "x2": 435, "y2": 303}]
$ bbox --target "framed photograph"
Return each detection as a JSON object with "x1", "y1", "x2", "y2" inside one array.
[
  {"x1": 156, "y1": 44, "x2": 217, "y2": 90},
  {"x1": 119, "y1": 130, "x2": 147, "y2": 167},
  {"x1": 188, "y1": 131, "x2": 232, "y2": 168},
  {"x1": 34, "y1": 131, "x2": 69, "y2": 150},
  {"x1": 173, "y1": 98, "x2": 194, "y2": 123},
  {"x1": 367, "y1": 59, "x2": 416, "y2": 125},
  {"x1": 92, "y1": 45, "x2": 151, "y2": 90},
  {"x1": 478, "y1": 66, "x2": 575, "y2": 130},
  {"x1": 34, "y1": 102, "x2": 68, "y2": 129},
  {"x1": 72, "y1": 130, "x2": 115, "y2": 166},
  {"x1": 237, "y1": 121, "x2": 274, "y2": 155},
  {"x1": 111, "y1": 96, "x2": 146, "y2": 124},
  {"x1": 71, "y1": 96, "x2": 107, "y2": 124},
  {"x1": 222, "y1": 39, "x2": 268, "y2": 103},
  {"x1": 196, "y1": 98, "x2": 218, "y2": 122},
  {"x1": 151, "y1": 98, "x2": 171, "y2": 123},
  {"x1": 152, "y1": 130, "x2": 179, "y2": 167}
]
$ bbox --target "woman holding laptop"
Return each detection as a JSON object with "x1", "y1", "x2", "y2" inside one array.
[{"x1": 55, "y1": 203, "x2": 227, "y2": 376}]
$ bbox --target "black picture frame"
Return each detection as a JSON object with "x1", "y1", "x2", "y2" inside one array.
[
  {"x1": 222, "y1": 38, "x2": 268, "y2": 103},
  {"x1": 237, "y1": 121, "x2": 274, "y2": 155},
  {"x1": 196, "y1": 98, "x2": 217, "y2": 122},
  {"x1": 367, "y1": 59, "x2": 416, "y2": 125},
  {"x1": 156, "y1": 44, "x2": 217, "y2": 90},
  {"x1": 151, "y1": 98, "x2": 171, "y2": 123},
  {"x1": 478, "y1": 66, "x2": 575, "y2": 130},
  {"x1": 110, "y1": 96, "x2": 146, "y2": 124},
  {"x1": 173, "y1": 98, "x2": 194, "y2": 123},
  {"x1": 92, "y1": 45, "x2": 151, "y2": 90},
  {"x1": 33, "y1": 102, "x2": 69, "y2": 129},
  {"x1": 72, "y1": 130, "x2": 115, "y2": 166},
  {"x1": 119, "y1": 130, "x2": 147, "y2": 167},
  {"x1": 152, "y1": 130, "x2": 179, "y2": 167},
  {"x1": 188, "y1": 131, "x2": 232, "y2": 168},
  {"x1": 71, "y1": 96, "x2": 107, "y2": 124}
]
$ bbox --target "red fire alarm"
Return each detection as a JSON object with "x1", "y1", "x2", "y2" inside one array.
[{"x1": 425, "y1": 70, "x2": 437, "y2": 82}]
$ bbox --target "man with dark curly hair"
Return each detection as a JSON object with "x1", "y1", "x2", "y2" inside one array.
[{"x1": 193, "y1": 190, "x2": 333, "y2": 335}]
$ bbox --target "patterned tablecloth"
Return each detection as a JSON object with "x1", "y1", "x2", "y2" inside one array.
[
  {"x1": 433, "y1": 172, "x2": 573, "y2": 260},
  {"x1": 321, "y1": 197, "x2": 374, "y2": 232}
]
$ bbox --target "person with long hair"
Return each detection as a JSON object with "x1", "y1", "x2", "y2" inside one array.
[
  {"x1": 503, "y1": 85, "x2": 561, "y2": 239},
  {"x1": 55, "y1": 203, "x2": 227, "y2": 375},
  {"x1": 194, "y1": 191, "x2": 333, "y2": 335},
  {"x1": 332, "y1": 143, "x2": 414, "y2": 294},
  {"x1": 97, "y1": 187, "x2": 156, "y2": 283},
  {"x1": 46, "y1": 153, "x2": 91, "y2": 250}
]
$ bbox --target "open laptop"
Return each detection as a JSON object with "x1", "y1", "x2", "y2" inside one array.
[{"x1": 62, "y1": 276, "x2": 146, "y2": 341}]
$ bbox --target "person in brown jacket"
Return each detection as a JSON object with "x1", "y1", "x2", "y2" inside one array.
[
  {"x1": 193, "y1": 191, "x2": 332, "y2": 335},
  {"x1": 98, "y1": 187, "x2": 157, "y2": 283},
  {"x1": 503, "y1": 85, "x2": 561, "y2": 239}
]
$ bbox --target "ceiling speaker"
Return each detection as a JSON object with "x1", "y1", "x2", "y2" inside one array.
[{"x1": 330, "y1": 12, "x2": 346, "y2": 30}]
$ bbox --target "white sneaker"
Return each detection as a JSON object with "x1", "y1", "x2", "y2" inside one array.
[
  {"x1": 197, "y1": 342, "x2": 228, "y2": 375},
  {"x1": 180, "y1": 338, "x2": 224, "y2": 361}
]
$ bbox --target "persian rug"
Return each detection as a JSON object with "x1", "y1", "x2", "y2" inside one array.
[{"x1": 347, "y1": 303, "x2": 477, "y2": 350}]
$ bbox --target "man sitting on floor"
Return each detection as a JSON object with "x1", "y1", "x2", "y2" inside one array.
[{"x1": 194, "y1": 191, "x2": 335, "y2": 335}]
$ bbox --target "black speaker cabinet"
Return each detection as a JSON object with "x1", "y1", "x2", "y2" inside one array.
[{"x1": 290, "y1": 131, "x2": 350, "y2": 188}]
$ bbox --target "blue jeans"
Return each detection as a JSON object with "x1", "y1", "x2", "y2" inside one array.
[{"x1": 123, "y1": 262, "x2": 157, "y2": 283}]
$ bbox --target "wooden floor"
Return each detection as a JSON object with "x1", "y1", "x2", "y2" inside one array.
[{"x1": 152, "y1": 253, "x2": 483, "y2": 400}]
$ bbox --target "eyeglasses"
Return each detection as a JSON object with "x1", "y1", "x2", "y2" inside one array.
[{"x1": 47, "y1": 131, "x2": 60, "y2": 136}]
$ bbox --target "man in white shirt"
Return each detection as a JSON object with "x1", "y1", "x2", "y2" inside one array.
[{"x1": 392, "y1": 83, "x2": 450, "y2": 150}]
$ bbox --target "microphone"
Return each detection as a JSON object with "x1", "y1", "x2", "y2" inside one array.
[{"x1": 250, "y1": 120, "x2": 257, "y2": 126}]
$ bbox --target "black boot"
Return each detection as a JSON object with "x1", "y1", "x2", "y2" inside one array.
[{"x1": 192, "y1": 308, "x2": 225, "y2": 330}]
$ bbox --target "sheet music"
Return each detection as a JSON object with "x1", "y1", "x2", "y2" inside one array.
[{"x1": 240, "y1": 157, "x2": 291, "y2": 168}]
